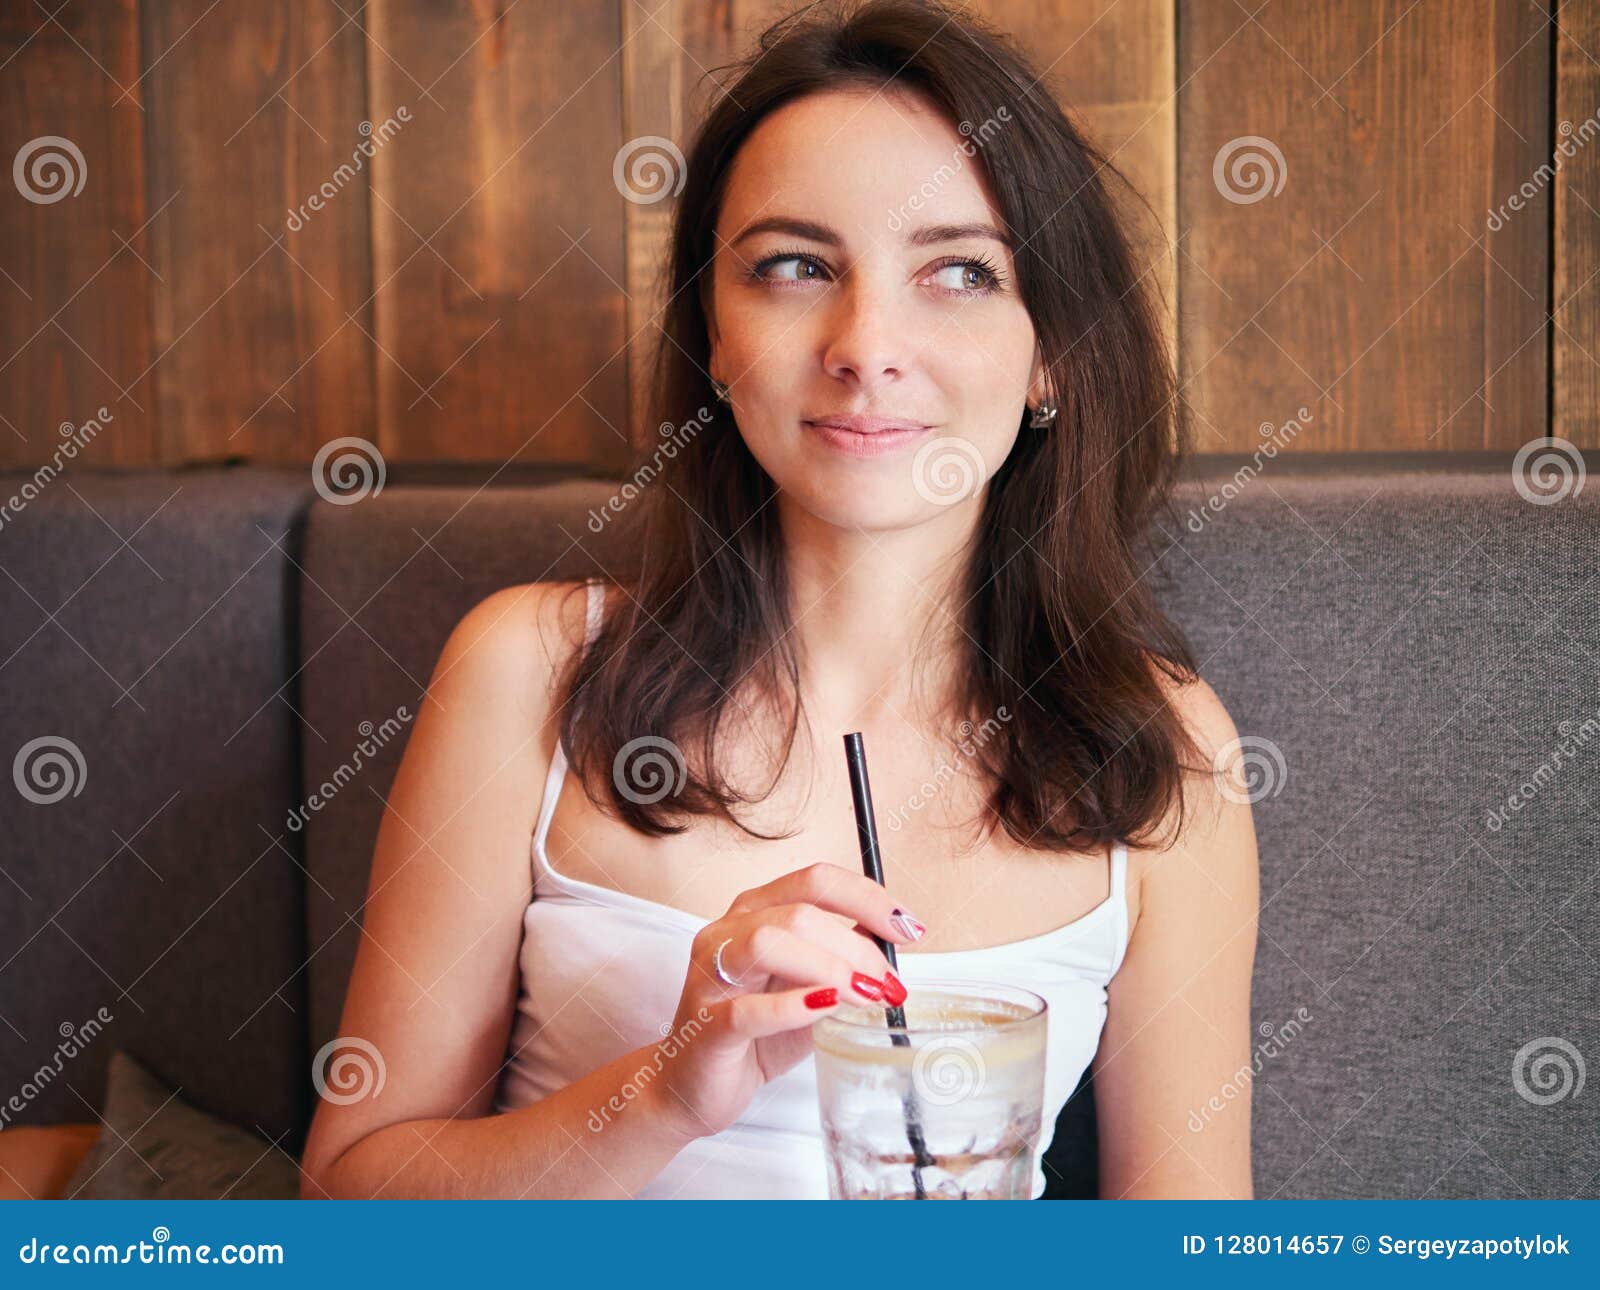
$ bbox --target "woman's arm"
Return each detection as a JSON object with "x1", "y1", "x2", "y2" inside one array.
[
  {"x1": 298, "y1": 582, "x2": 703, "y2": 1199},
  {"x1": 1092, "y1": 676, "x2": 1261, "y2": 1199}
]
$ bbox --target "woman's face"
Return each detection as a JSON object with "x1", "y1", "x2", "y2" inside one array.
[{"x1": 706, "y1": 87, "x2": 1047, "y2": 531}]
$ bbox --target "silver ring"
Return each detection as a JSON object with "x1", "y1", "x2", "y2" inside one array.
[{"x1": 712, "y1": 936, "x2": 744, "y2": 986}]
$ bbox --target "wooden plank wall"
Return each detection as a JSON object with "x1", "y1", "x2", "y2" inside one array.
[{"x1": 0, "y1": 1, "x2": 1591, "y2": 470}]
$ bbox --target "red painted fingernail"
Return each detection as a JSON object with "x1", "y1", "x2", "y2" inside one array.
[
  {"x1": 881, "y1": 969, "x2": 907, "y2": 1006},
  {"x1": 850, "y1": 971, "x2": 885, "y2": 1001},
  {"x1": 890, "y1": 909, "x2": 926, "y2": 941},
  {"x1": 805, "y1": 987, "x2": 839, "y2": 1009}
]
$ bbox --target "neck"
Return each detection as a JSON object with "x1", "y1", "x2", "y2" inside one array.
[{"x1": 776, "y1": 490, "x2": 982, "y2": 732}]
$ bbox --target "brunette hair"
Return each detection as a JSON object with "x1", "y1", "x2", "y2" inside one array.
[{"x1": 558, "y1": 0, "x2": 1209, "y2": 853}]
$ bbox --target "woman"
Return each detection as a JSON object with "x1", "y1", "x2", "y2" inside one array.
[{"x1": 300, "y1": 0, "x2": 1259, "y2": 1200}]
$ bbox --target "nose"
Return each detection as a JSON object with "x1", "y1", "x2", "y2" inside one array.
[{"x1": 820, "y1": 279, "x2": 909, "y2": 392}]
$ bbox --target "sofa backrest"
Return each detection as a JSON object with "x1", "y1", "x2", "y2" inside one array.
[
  {"x1": 0, "y1": 467, "x2": 315, "y2": 1149},
  {"x1": 297, "y1": 452, "x2": 1599, "y2": 1199},
  {"x1": 5, "y1": 451, "x2": 1594, "y2": 1198}
]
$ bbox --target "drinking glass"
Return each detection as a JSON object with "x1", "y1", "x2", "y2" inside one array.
[{"x1": 813, "y1": 979, "x2": 1048, "y2": 1199}]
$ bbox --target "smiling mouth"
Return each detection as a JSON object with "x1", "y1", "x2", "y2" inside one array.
[{"x1": 803, "y1": 418, "x2": 935, "y2": 457}]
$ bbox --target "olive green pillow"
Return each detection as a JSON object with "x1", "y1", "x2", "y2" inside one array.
[{"x1": 63, "y1": 1050, "x2": 300, "y2": 1200}]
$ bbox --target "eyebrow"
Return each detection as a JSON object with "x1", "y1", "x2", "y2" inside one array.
[{"x1": 728, "y1": 215, "x2": 1014, "y2": 250}]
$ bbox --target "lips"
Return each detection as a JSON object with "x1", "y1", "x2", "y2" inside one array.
[
  {"x1": 805, "y1": 414, "x2": 930, "y2": 435},
  {"x1": 803, "y1": 418, "x2": 934, "y2": 458}
]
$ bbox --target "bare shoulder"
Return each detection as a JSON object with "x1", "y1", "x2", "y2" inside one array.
[
  {"x1": 431, "y1": 580, "x2": 594, "y2": 715},
  {"x1": 1125, "y1": 665, "x2": 1256, "y2": 912}
]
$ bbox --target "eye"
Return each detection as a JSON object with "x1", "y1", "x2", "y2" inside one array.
[
  {"x1": 751, "y1": 251, "x2": 827, "y2": 284},
  {"x1": 926, "y1": 258, "x2": 1004, "y2": 294}
]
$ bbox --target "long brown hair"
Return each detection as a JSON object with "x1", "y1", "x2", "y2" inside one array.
[{"x1": 560, "y1": 0, "x2": 1208, "y2": 854}]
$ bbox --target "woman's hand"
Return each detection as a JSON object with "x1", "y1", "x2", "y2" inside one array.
[{"x1": 650, "y1": 862, "x2": 925, "y2": 1140}]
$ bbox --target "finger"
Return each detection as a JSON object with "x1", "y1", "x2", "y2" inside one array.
[
  {"x1": 727, "y1": 862, "x2": 925, "y2": 945},
  {"x1": 720, "y1": 981, "x2": 847, "y2": 1040},
  {"x1": 749, "y1": 903, "x2": 898, "y2": 983},
  {"x1": 719, "y1": 920, "x2": 889, "y2": 1002}
]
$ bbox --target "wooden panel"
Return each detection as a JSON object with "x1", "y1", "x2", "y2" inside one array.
[
  {"x1": 367, "y1": 1, "x2": 628, "y2": 467},
  {"x1": 1555, "y1": 4, "x2": 1600, "y2": 448},
  {"x1": 1179, "y1": 0, "x2": 1550, "y2": 451},
  {"x1": 0, "y1": 0, "x2": 155, "y2": 467},
  {"x1": 141, "y1": 0, "x2": 375, "y2": 464}
]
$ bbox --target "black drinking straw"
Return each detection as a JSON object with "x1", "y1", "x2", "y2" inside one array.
[{"x1": 843, "y1": 731, "x2": 937, "y2": 1200}]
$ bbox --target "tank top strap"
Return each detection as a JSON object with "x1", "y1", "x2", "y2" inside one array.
[
  {"x1": 582, "y1": 577, "x2": 605, "y2": 649},
  {"x1": 1110, "y1": 841, "x2": 1127, "y2": 900}
]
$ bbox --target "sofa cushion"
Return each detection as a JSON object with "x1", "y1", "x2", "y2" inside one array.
[
  {"x1": 0, "y1": 466, "x2": 315, "y2": 1152},
  {"x1": 1154, "y1": 449, "x2": 1598, "y2": 1198},
  {"x1": 61, "y1": 1049, "x2": 300, "y2": 1200}
]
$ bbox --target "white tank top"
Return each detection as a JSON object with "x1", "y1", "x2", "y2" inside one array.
[{"x1": 494, "y1": 578, "x2": 1132, "y2": 1199}]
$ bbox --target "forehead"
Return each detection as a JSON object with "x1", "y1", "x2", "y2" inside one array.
[{"x1": 717, "y1": 86, "x2": 1003, "y2": 244}]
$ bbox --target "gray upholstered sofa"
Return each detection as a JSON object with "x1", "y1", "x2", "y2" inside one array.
[{"x1": 2, "y1": 452, "x2": 1595, "y2": 1199}]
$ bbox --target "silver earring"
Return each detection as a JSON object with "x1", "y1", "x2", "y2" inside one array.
[
  {"x1": 1029, "y1": 399, "x2": 1058, "y2": 428},
  {"x1": 711, "y1": 379, "x2": 730, "y2": 404}
]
